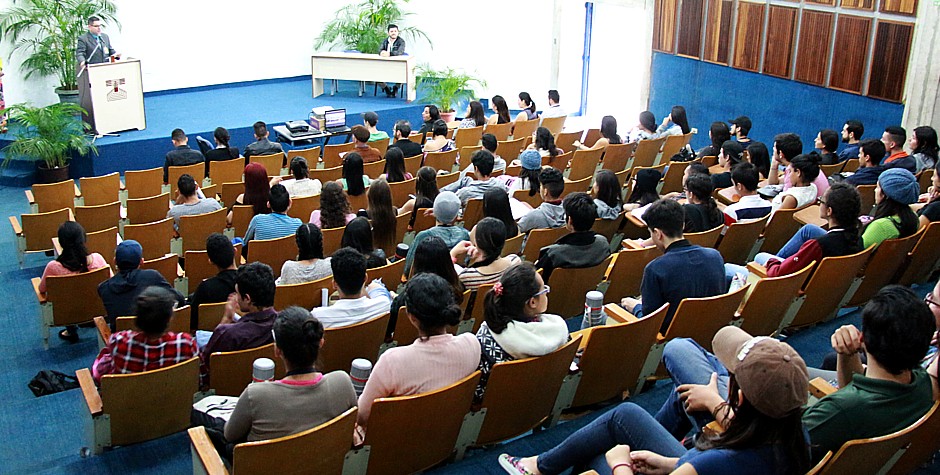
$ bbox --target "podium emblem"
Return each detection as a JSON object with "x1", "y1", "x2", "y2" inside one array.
[{"x1": 105, "y1": 78, "x2": 127, "y2": 101}]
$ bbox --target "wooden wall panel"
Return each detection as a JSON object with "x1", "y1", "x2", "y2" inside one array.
[
  {"x1": 867, "y1": 21, "x2": 913, "y2": 102},
  {"x1": 841, "y1": 0, "x2": 874, "y2": 10},
  {"x1": 703, "y1": 0, "x2": 734, "y2": 64},
  {"x1": 676, "y1": 0, "x2": 706, "y2": 57},
  {"x1": 806, "y1": 0, "x2": 835, "y2": 5},
  {"x1": 880, "y1": 0, "x2": 917, "y2": 15},
  {"x1": 829, "y1": 15, "x2": 871, "y2": 93},
  {"x1": 762, "y1": 6, "x2": 798, "y2": 78},
  {"x1": 794, "y1": 11, "x2": 834, "y2": 86},
  {"x1": 732, "y1": 2, "x2": 765, "y2": 72},
  {"x1": 653, "y1": 0, "x2": 678, "y2": 53}
]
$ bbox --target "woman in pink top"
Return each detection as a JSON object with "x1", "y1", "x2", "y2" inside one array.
[
  {"x1": 39, "y1": 221, "x2": 112, "y2": 342},
  {"x1": 356, "y1": 273, "x2": 480, "y2": 433}
]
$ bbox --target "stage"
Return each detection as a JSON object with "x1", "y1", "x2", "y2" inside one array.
[{"x1": 0, "y1": 76, "x2": 425, "y2": 181}]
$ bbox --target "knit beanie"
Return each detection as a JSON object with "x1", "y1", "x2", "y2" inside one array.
[
  {"x1": 520, "y1": 150, "x2": 542, "y2": 170},
  {"x1": 877, "y1": 168, "x2": 919, "y2": 205}
]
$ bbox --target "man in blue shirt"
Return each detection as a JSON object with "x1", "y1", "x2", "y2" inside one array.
[
  {"x1": 244, "y1": 184, "x2": 302, "y2": 253},
  {"x1": 838, "y1": 119, "x2": 864, "y2": 162},
  {"x1": 844, "y1": 139, "x2": 886, "y2": 186}
]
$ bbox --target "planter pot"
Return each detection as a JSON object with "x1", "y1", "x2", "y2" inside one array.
[
  {"x1": 440, "y1": 111, "x2": 457, "y2": 123},
  {"x1": 36, "y1": 163, "x2": 70, "y2": 184},
  {"x1": 54, "y1": 87, "x2": 81, "y2": 106}
]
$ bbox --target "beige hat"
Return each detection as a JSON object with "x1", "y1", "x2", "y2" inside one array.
[{"x1": 712, "y1": 326, "x2": 809, "y2": 419}]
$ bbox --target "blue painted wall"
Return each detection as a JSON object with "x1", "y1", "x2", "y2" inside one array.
[{"x1": 648, "y1": 53, "x2": 904, "y2": 154}]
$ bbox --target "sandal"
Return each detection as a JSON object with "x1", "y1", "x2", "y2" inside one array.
[{"x1": 58, "y1": 328, "x2": 79, "y2": 343}]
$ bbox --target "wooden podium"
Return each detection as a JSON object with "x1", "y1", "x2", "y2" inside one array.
[{"x1": 84, "y1": 59, "x2": 146, "y2": 135}]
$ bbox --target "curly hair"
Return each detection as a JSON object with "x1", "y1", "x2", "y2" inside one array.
[{"x1": 319, "y1": 181, "x2": 351, "y2": 229}]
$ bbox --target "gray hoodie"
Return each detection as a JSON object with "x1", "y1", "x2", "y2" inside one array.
[{"x1": 519, "y1": 202, "x2": 566, "y2": 233}]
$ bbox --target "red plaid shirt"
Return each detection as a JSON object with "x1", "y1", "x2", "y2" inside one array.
[{"x1": 93, "y1": 330, "x2": 198, "y2": 383}]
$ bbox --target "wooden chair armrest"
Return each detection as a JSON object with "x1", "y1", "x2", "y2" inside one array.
[
  {"x1": 809, "y1": 377, "x2": 838, "y2": 398},
  {"x1": 746, "y1": 262, "x2": 768, "y2": 278},
  {"x1": 76, "y1": 368, "x2": 103, "y2": 417},
  {"x1": 32, "y1": 277, "x2": 47, "y2": 304},
  {"x1": 622, "y1": 239, "x2": 651, "y2": 250},
  {"x1": 24, "y1": 189, "x2": 35, "y2": 204},
  {"x1": 604, "y1": 303, "x2": 639, "y2": 323},
  {"x1": 177, "y1": 263, "x2": 185, "y2": 279},
  {"x1": 703, "y1": 420, "x2": 724, "y2": 437},
  {"x1": 94, "y1": 316, "x2": 111, "y2": 344},
  {"x1": 74, "y1": 183, "x2": 82, "y2": 198},
  {"x1": 120, "y1": 180, "x2": 126, "y2": 191},
  {"x1": 9, "y1": 216, "x2": 22, "y2": 235},
  {"x1": 188, "y1": 426, "x2": 229, "y2": 475}
]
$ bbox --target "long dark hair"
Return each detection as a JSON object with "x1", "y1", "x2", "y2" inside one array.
[
  {"x1": 492, "y1": 95, "x2": 511, "y2": 124},
  {"x1": 866, "y1": 196, "x2": 919, "y2": 239},
  {"x1": 290, "y1": 156, "x2": 309, "y2": 180},
  {"x1": 627, "y1": 168, "x2": 661, "y2": 206},
  {"x1": 483, "y1": 188, "x2": 519, "y2": 237},
  {"x1": 243, "y1": 162, "x2": 271, "y2": 216},
  {"x1": 824, "y1": 183, "x2": 862, "y2": 241},
  {"x1": 383, "y1": 147, "x2": 407, "y2": 183},
  {"x1": 520, "y1": 167, "x2": 542, "y2": 197},
  {"x1": 519, "y1": 92, "x2": 536, "y2": 114},
  {"x1": 913, "y1": 126, "x2": 939, "y2": 163},
  {"x1": 319, "y1": 181, "x2": 351, "y2": 229},
  {"x1": 709, "y1": 122, "x2": 731, "y2": 150},
  {"x1": 789, "y1": 153, "x2": 822, "y2": 185},
  {"x1": 404, "y1": 273, "x2": 463, "y2": 337},
  {"x1": 274, "y1": 307, "x2": 324, "y2": 369},
  {"x1": 341, "y1": 217, "x2": 376, "y2": 256},
  {"x1": 466, "y1": 101, "x2": 486, "y2": 127},
  {"x1": 697, "y1": 376, "x2": 810, "y2": 474},
  {"x1": 638, "y1": 111, "x2": 656, "y2": 133},
  {"x1": 600, "y1": 116, "x2": 622, "y2": 144},
  {"x1": 685, "y1": 173, "x2": 722, "y2": 225},
  {"x1": 671, "y1": 106, "x2": 690, "y2": 134},
  {"x1": 471, "y1": 218, "x2": 507, "y2": 268},
  {"x1": 343, "y1": 152, "x2": 366, "y2": 196},
  {"x1": 295, "y1": 223, "x2": 324, "y2": 260},
  {"x1": 367, "y1": 178, "x2": 397, "y2": 252},
  {"x1": 535, "y1": 127, "x2": 559, "y2": 158},
  {"x1": 411, "y1": 236, "x2": 464, "y2": 301},
  {"x1": 214, "y1": 127, "x2": 238, "y2": 158},
  {"x1": 484, "y1": 263, "x2": 542, "y2": 334},
  {"x1": 594, "y1": 169, "x2": 622, "y2": 209},
  {"x1": 56, "y1": 221, "x2": 91, "y2": 272},
  {"x1": 415, "y1": 166, "x2": 439, "y2": 206},
  {"x1": 745, "y1": 142, "x2": 771, "y2": 179}
]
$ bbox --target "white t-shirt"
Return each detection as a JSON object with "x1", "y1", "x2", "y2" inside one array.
[
  {"x1": 281, "y1": 178, "x2": 322, "y2": 198},
  {"x1": 540, "y1": 104, "x2": 567, "y2": 119},
  {"x1": 771, "y1": 184, "x2": 817, "y2": 213},
  {"x1": 312, "y1": 281, "x2": 392, "y2": 328}
]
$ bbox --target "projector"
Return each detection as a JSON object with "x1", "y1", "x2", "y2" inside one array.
[{"x1": 286, "y1": 120, "x2": 310, "y2": 134}]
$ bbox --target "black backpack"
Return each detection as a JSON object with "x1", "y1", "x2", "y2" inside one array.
[{"x1": 28, "y1": 370, "x2": 80, "y2": 397}]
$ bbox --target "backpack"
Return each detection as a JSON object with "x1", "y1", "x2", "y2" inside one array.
[
  {"x1": 670, "y1": 145, "x2": 696, "y2": 162},
  {"x1": 28, "y1": 370, "x2": 80, "y2": 397}
]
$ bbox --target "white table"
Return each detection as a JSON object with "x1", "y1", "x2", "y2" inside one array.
[{"x1": 311, "y1": 52, "x2": 416, "y2": 101}]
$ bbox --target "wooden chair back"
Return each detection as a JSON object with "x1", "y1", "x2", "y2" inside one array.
[
  {"x1": 568, "y1": 148, "x2": 604, "y2": 181},
  {"x1": 603, "y1": 247, "x2": 660, "y2": 304},
  {"x1": 458, "y1": 145, "x2": 483, "y2": 170},
  {"x1": 179, "y1": 208, "x2": 227, "y2": 253},
  {"x1": 423, "y1": 149, "x2": 458, "y2": 173},
  {"x1": 230, "y1": 205, "x2": 254, "y2": 239},
  {"x1": 685, "y1": 224, "x2": 723, "y2": 248},
  {"x1": 323, "y1": 142, "x2": 355, "y2": 169},
  {"x1": 368, "y1": 259, "x2": 405, "y2": 293},
  {"x1": 544, "y1": 150, "x2": 571, "y2": 172},
  {"x1": 98, "y1": 358, "x2": 199, "y2": 446},
  {"x1": 115, "y1": 305, "x2": 190, "y2": 335},
  {"x1": 249, "y1": 153, "x2": 284, "y2": 176},
  {"x1": 229, "y1": 407, "x2": 357, "y2": 475},
  {"x1": 79, "y1": 172, "x2": 121, "y2": 206},
  {"x1": 197, "y1": 302, "x2": 227, "y2": 331},
  {"x1": 20, "y1": 208, "x2": 71, "y2": 252},
  {"x1": 84, "y1": 227, "x2": 120, "y2": 269},
  {"x1": 631, "y1": 137, "x2": 666, "y2": 169},
  {"x1": 318, "y1": 313, "x2": 390, "y2": 373},
  {"x1": 601, "y1": 143, "x2": 635, "y2": 172},
  {"x1": 787, "y1": 246, "x2": 874, "y2": 328},
  {"x1": 370, "y1": 137, "x2": 390, "y2": 158},
  {"x1": 546, "y1": 256, "x2": 613, "y2": 318},
  {"x1": 819, "y1": 162, "x2": 846, "y2": 177},
  {"x1": 857, "y1": 184, "x2": 877, "y2": 215},
  {"x1": 32, "y1": 179, "x2": 76, "y2": 213},
  {"x1": 512, "y1": 119, "x2": 539, "y2": 140},
  {"x1": 287, "y1": 146, "x2": 321, "y2": 165},
  {"x1": 846, "y1": 227, "x2": 924, "y2": 307},
  {"x1": 125, "y1": 167, "x2": 164, "y2": 199},
  {"x1": 659, "y1": 133, "x2": 690, "y2": 161},
  {"x1": 583, "y1": 129, "x2": 602, "y2": 148},
  {"x1": 45, "y1": 266, "x2": 110, "y2": 326},
  {"x1": 474, "y1": 337, "x2": 582, "y2": 445},
  {"x1": 918, "y1": 168, "x2": 934, "y2": 194},
  {"x1": 363, "y1": 159, "x2": 386, "y2": 179},
  {"x1": 897, "y1": 222, "x2": 940, "y2": 285},
  {"x1": 554, "y1": 130, "x2": 582, "y2": 153},
  {"x1": 392, "y1": 307, "x2": 419, "y2": 346},
  {"x1": 393, "y1": 211, "x2": 412, "y2": 255},
  {"x1": 210, "y1": 343, "x2": 285, "y2": 396},
  {"x1": 522, "y1": 227, "x2": 569, "y2": 262},
  {"x1": 659, "y1": 160, "x2": 692, "y2": 195},
  {"x1": 183, "y1": 244, "x2": 243, "y2": 295},
  {"x1": 247, "y1": 233, "x2": 296, "y2": 278},
  {"x1": 663, "y1": 285, "x2": 750, "y2": 351},
  {"x1": 322, "y1": 225, "x2": 345, "y2": 256},
  {"x1": 593, "y1": 215, "x2": 623, "y2": 241},
  {"x1": 496, "y1": 137, "x2": 526, "y2": 162},
  {"x1": 758, "y1": 205, "x2": 807, "y2": 254},
  {"x1": 361, "y1": 371, "x2": 480, "y2": 475},
  {"x1": 513, "y1": 188, "x2": 542, "y2": 209},
  {"x1": 388, "y1": 178, "x2": 416, "y2": 208},
  {"x1": 126, "y1": 192, "x2": 170, "y2": 225},
  {"x1": 502, "y1": 232, "x2": 525, "y2": 257},
  {"x1": 287, "y1": 194, "x2": 320, "y2": 222},
  {"x1": 347, "y1": 189, "x2": 368, "y2": 215},
  {"x1": 560, "y1": 176, "x2": 592, "y2": 199},
  {"x1": 464, "y1": 283, "x2": 494, "y2": 335},
  {"x1": 274, "y1": 275, "x2": 333, "y2": 310},
  {"x1": 403, "y1": 154, "x2": 422, "y2": 176},
  {"x1": 309, "y1": 165, "x2": 343, "y2": 184},
  {"x1": 207, "y1": 157, "x2": 244, "y2": 186},
  {"x1": 167, "y1": 162, "x2": 205, "y2": 196},
  {"x1": 887, "y1": 401, "x2": 940, "y2": 475},
  {"x1": 141, "y1": 253, "x2": 179, "y2": 286},
  {"x1": 437, "y1": 171, "x2": 460, "y2": 188},
  {"x1": 462, "y1": 199, "x2": 484, "y2": 230},
  {"x1": 540, "y1": 116, "x2": 566, "y2": 136},
  {"x1": 219, "y1": 182, "x2": 244, "y2": 208},
  {"x1": 411, "y1": 209, "x2": 436, "y2": 235},
  {"x1": 74, "y1": 200, "x2": 121, "y2": 234},
  {"x1": 572, "y1": 303, "x2": 669, "y2": 407},
  {"x1": 484, "y1": 122, "x2": 512, "y2": 141},
  {"x1": 454, "y1": 126, "x2": 484, "y2": 150},
  {"x1": 717, "y1": 215, "x2": 769, "y2": 264},
  {"x1": 737, "y1": 264, "x2": 814, "y2": 336}
]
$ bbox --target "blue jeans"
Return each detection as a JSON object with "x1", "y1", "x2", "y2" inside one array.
[
  {"x1": 654, "y1": 339, "x2": 730, "y2": 439},
  {"x1": 536, "y1": 403, "x2": 687, "y2": 475},
  {"x1": 777, "y1": 224, "x2": 826, "y2": 259}
]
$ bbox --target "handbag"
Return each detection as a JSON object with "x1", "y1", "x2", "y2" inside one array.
[{"x1": 28, "y1": 370, "x2": 80, "y2": 397}]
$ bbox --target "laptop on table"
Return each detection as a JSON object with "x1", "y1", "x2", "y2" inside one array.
[{"x1": 324, "y1": 109, "x2": 351, "y2": 133}]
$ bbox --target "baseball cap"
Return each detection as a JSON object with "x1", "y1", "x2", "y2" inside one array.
[
  {"x1": 115, "y1": 240, "x2": 143, "y2": 270},
  {"x1": 433, "y1": 191, "x2": 461, "y2": 224},
  {"x1": 728, "y1": 116, "x2": 752, "y2": 131},
  {"x1": 712, "y1": 326, "x2": 808, "y2": 419}
]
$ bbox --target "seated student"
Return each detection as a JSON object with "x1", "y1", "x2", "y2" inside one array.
[
  {"x1": 721, "y1": 163, "x2": 772, "y2": 225},
  {"x1": 200, "y1": 262, "x2": 277, "y2": 386},
  {"x1": 309, "y1": 182, "x2": 356, "y2": 229},
  {"x1": 861, "y1": 168, "x2": 920, "y2": 248},
  {"x1": 362, "y1": 111, "x2": 388, "y2": 142},
  {"x1": 518, "y1": 168, "x2": 566, "y2": 234},
  {"x1": 483, "y1": 188, "x2": 520, "y2": 238},
  {"x1": 918, "y1": 167, "x2": 940, "y2": 227},
  {"x1": 389, "y1": 236, "x2": 465, "y2": 336},
  {"x1": 695, "y1": 121, "x2": 730, "y2": 158},
  {"x1": 838, "y1": 119, "x2": 864, "y2": 162},
  {"x1": 730, "y1": 183, "x2": 862, "y2": 280},
  {"x1": 341, "y1": 217, "x2": 388, "y2": 269},
  {"x1": 682, "y1": 174, "x2": 725, "y2": 233},
  {"x1": 514, "y1": 92, "x2": 538, "y2": 123},
  {"x1": 167, "y1": 174, "x2": 222, "y2": 230},
  {"x1": 458, "y1": 101, "x2": 487, "y2": 129},
  {"x1": 573, "y1": 115, "x2": 622, "y2": 151},
  {"x1": 655, "y1": 105, "x2": 690, "y2": 138},
  {"x1": 278, "y1": 224, "x2": 332, "y2": 286},
  {"x1": 540, "y1": 90, "x2": 566, "y2": 119},
  {"x1": 882, "y1": 125, "x2": 916, "y2": 173},
  {"x1": 591, "y1": 170, "x2": 622, "y2": 220},
  {"x1": 243, "y1": 121, "x2": 286, "y2": 161},
  {"x1": 189, "y1": 234, "x2": 238, "y2": 330},
  {"x1": 498, "y1": 324, "x2": 811, "y2": 475},
  {"x1": 535, "y1": 193, "x2": 611, "y2": 282},
  {"x1": 488, "y1": 95, "x2": 512, "y2": 125},
  {"x1": 357, "y1": 273, "x2": 480, "y2": 435},
  {"x1": 527, "y1": 127, "x2": 564, "y2": 167},
  {"x1": 347, "y1": 126, "x2": 382, "y2": 164},
  {"x1": 504, "y1": 150, "x2": 542, "y2": 196},
  {"x1": 244, "y1": 184, "x2": 302, "y2": 250},
  {"x1": 217, "y1": 308, "x2": 356, "y2": 452},
  {"x1": 163, "y1": 128, "x2": 205, "y2": 183},
  {"x1": 338, "y1": 152, "x2": 371, "y2": 196},
  {"x1": 767, "y1": 133, "x2": 829, "y2": 199},
  {"x1": 227, "y1": 162, "x2": 271, "y2": 226},
  {"x1": 270, "y1": 156, "x2": 321, "y2": 198},
  {"x1": 620, "y1": 199, "x2": 725, "y2": 331},
  {"x1": 98, "y1": 240, "x2": 185, "y2": 330},
  {"x1": 744, "y1": 141, "x2": 771, "y2": 179},
  {"x1": 422, "y1": 119, "x2": 456, "y2": 153},
  {"x1": 622, "y1": 168, "x2": 662, "y2": 211},
  {"x1": 381, "y1": 148, "x2": 413, "y2": 183},
  {"x1": 363, "y1": 179, "x2": 398, "y2": 253},
  {"x1": 461, "y1": 133, "x2": 506, "y2": 178},
  {"x1": 626, "y1": 110, "x2": 657, "y2": 143},
  {"x1": 710, "y1": 140, "x2": 744, "y2": 190},
  {"x1": 93, "y1": 286, "x2": 198, "y2": 383},
  {"x1": 475, "y1": 263, "x2": 568, "y2": 402},
  {"x1": 843, "y1": 138, "x2": 887, "y2": 186},
  {"x1": 199, "y1": 126, "x2": 240, "y2": 175},
  {"x1": 417, "y1": 105, "x2": 441, "y2": 139},
  {"x1": 387, "y1": 120, "x2": 423, "y2": 159},
  {"x1": 452, "y1": 218, "x2": 522, "y2": 290},
  {"x1": 924, "y1": 280, "x2": 940, "y2": 397},
  {"x1": 404, "y1": 191, "x2": 470, "y2": 275},
  {"x1": 729, "y1": 115, "x2": 753, "y2": 148},
  {"x1": 311, "y1": 247, "x2": 391, "y2": 329},
  {"x1": 771, "y1": 152, "x2": 820, "y2": 213},
  {"x1": 911, "y1": 126, "x2": 939, "y2": 172},
  {"x1": 442, "y1": 150, "x2": 509, "y2": 207},
  {"x1": 399, "y1": 166, "x2": 438, "y2": 217},
  {"x1": 815, "y1": 128, "x2": 840, "y2": 165}
]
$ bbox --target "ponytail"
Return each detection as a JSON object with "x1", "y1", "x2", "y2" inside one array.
[{"x1": 483, "y1": 263, "x2": 541, "y2": 334}]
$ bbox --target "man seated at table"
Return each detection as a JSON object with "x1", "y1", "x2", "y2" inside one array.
[
  {"x1": 388, "y1": 120, "x2": 423, "y2": 158},
  {"x1": 164, "y1": 128, "x2": 204, "y2": 183},
  {"x1": 244, "y1": 121, "x2": 286, "y2": 161},
  {"x1": 378, "y1": 24, "x2": 406, "y2": 97}
]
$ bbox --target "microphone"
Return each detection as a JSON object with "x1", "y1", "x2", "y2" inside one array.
[{"x1": 76, "y1": 37, "x2": 102, "y2": 79}]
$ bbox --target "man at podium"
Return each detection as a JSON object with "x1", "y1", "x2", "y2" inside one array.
[{"x1": 77, "y1": 15, "x2": 120, "y2": 133}]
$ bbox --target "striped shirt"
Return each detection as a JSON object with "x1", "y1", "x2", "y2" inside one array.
[
  {"x1": 457, "y1": 254, "x2": 522, "y2": 290},
  {"x1": 245, "y1": 212, "x2": 302, "y2": 242}
]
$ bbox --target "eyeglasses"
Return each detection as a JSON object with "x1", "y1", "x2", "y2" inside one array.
[
  {"x1": 925, "y1": 294, "x2": 939, "y2": 308},
  {"x1": 817, "y1": 197, "x2": 827, "y2": 206},
  {"x1": 533, "y1": 285, "x2": 551, "y2": 298},
  {"x1": 90, "y1": 24, "x2": 102, "y2": 28}
]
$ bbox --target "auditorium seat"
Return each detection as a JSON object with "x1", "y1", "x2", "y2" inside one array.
[
  {"x1": 125, "y1": 192, "x2": 170, "y2": 225},
  {"x1": 737, "y1": 263, "x2": 814, "y2": 336},
  {"x1": 362, "y1": 159, "x2": 386, "y2": 179},
  {"x1": 209, "y1": 343, "x2": 284, "y2": 396},
  {"x1": 458, "y1": 145, "x2": 482, "y2": 170},
  {"x1": 437, "y1": 171, "x2": 460, "y2": 189},
  {"x1": 757, "y1": 205, "x2": 808, "y2": 255},
  {"x1": 371, "y1": 137, "x2": 390, "y2": 158},
  {"x1": 845, "y1": 227, "x2": 924, "y2": 307},
  {"x1": 540, "y1": 116, "x2": 566, "y2": 136},
  {"x1": 716, "y1": 215, "x2": 769, "y2": 265},
  {"x1": 554, "y1": 130, "x2": 582, "y2": 154},
  {"x1": 521, "y1": 227, "x2": 569, "y2": 262},
  {"x1": 603, "y1": 247, "x2": 659, "y2": 305},
  {"x1": 659, "y1": 160, "x2": 692, "y2": 195},
  {"x1": 600, "y1": 143, "x2": 635, "y2": 172},
  {"x1": 683, "y1": 224, "x2": 723, "y2": 248},
  {"x1": 857, "y1": 184, "x2": 876, "y2": 216},
  {"x1": 273, "y1": 275, "x2": 333, "y2": 311},
  {"x1": 496, "y1": 137, "x2": 526, "y2": 163},
  {"x1": 887, "y1": 401, "x2": 940, "y2": 474},
  {"x1": 918, "y1": 168, "x2": 934, "y2": 194},
  {"x1": 483, "y1": 122, "x2": 512, "y2": 141},
  {"x1": 197, "y1": 302, "x2": 227, "y2": 331},
  {"x1": 246, "y1": 233, "x2": 296, "y2": 279},
  {"x1": 108, "y1": 306, "x2": 190, "y2": 336},
  {"x1": 546, "y1": 256, "x2": 612, "y2": 318},
  {"x1": 462, "y1": 283, "x2": 494, "y2": 335},
  {"x1": 124, "y1": 167, "x2": 164, "y2": 200},
  {"x1": 392, "y1": 307, "x2": 419, "y2": 347},
  {"x1": 318, "y1": 313, "x2": 389, "y2": 373},
  {"x1": 423, "y1": 149, "x2": 458, "y2": 174},
  {"x1": 454, "y1": 126, "x2": 483, "y2": 151},
  {"x1": 174, "y1": 208, "x2": 228, "y2": 255},
  {"x1": 559, "y1": 176, "x2": 592, "y2": 199},
  {"x1": 228, "y1": 205, "x2": 254, "y2": 240},
  {"x1": 567, "y1": 147, "x2": 604, "y2": 181},
  {"x1": 819, "y1": 162, "x2": 847, "y2": 177},
  {"x1": 26, "y1": 178, "x2": 77, "y2": 213},
  {"x1": 511, "y1": 119, "x2": 539, "y2": 141},
  {"x1": 323, "y1": 142, "x2": 356, "y2": 169},
  {"x1": 182, "y1": 242, "x2": 242, "y2": 295},
  {"x1": 896, "y1": 222, "x2": 940, "y2": 285},
  {"x1": 387, "y1": 178, "x2": 415, "y2": 209},
  {"x1": 140, "y1": 253, "x2": 183, "y2": 289},
  {"x1": 512, "y1": 188, "x2": 541, "y2": 209},
  {"x1": 403, "y1": 154, "x2": 422, "y2": 176},
  {"x1": 659, "y1": 284, "x2": 749, "y2": 352},
  {"x1": 545, "y1": 150, "x2": 571, "y2": 172},
  {"x1": 81, "y1": 226, "x2": 121, "y2": 269},
  {"x1": 502, "y1": 233, "x2": 525, "y2": 257},
  {"x1": 347, "y1": 190, "x2": 369, "y2": 213},
  {"x1": 287, "y1": 145, "x2": 321, "y2": 165},
  {"x1": 410, "y1": 208, "x2": 436, "y2": 235},
  {"x1": 630, "y1": 137, "x2": 666, "y2": 170},
  {"x1": 286, "y1": 194, "x2": 319, "y2": 222},
  {"x1": 368, "y1": 258, "x2": 405, "y2": 293},
  {"x1": 593, "y1": 214, "x2": 623, "y2": 242},
  {"x1": 33, "y1": 265, "x2": 110, "y2": 349},
  {"x1": 462, "y1": 199, "x2": 484, "y2": 230},
  {"x1": 78, "y1": 172, "x2": 122, "y2": 206},
  {"x1": 10, "y1": 207, "x2": 71, "y2": 267},
  {"x1": 249, "y1": 153, "x2": 285, "y2": 177},
  {"x1": 165, "y1": 162, "x2": 205, "y2": 196},
  {"x1": 659, "y1": 132, "x2": 692, "y2": 163},
  {"x1": 583, "y1": 129, "x2": 602, "y2": 148},
  {"x1": 207, "y1": 157, "x2": 244, "y2": 186},
  {"x1": 74, "y1": 200, "x2": 122, "y2": 234},
  {"x1": 309, "y1": 165, "x2": 344, "y2": 184}
]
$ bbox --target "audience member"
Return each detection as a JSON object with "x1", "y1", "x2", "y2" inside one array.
[
  {"x1": 515, "y1": 92, "x2": 538, "y2": 122},
  {"x1": 278, "y1": 224, "x2": 332, "y2": 285},
  {"x1": 389, "y1": 236, "x2": 464, "y2": 335},
  {"x1": 623, "y1": 168, "x2": 662, "y2": 211},
  {"x1": 400, "y1": 166, "x2": 438, "y2": 217},
  {"x1": 771, "y1": 152, "x2": 821, "y2": 213},
  {"x1": 844, "y1": 139, "x2": 887, "y2": 186},
  {"x1": 482, "y1": 188, "x2": 519, "y2": 237},
  {"x1": 656, "y1": 105, "x2": 690, "y2": 137},
  {"x1": 721, "y1": 163, "x2": 772, "y2": 224},
  {"x1": 626, "y1": 111, "x2": 657, "y2": 143},
  {"x1": 423, "y1": 119, "x2": 456, "y2": 153},
  {"x1": 244, "y1": 184, "x2": 302, "y2": 249},
  {"x1": 348, "y1": 126, "x2": 382, "y2": 164},
  {"x1": 163, "y1": 128, "x2": 205, "y2": 183},
  {"x1": 312, "y1": 247, "x2": 391, "y2": 329},
  {"x1": 341, "y1": 217, "x2": 388, "y2": 269},
  {"x1": 729, "y1": 115, "x2": 752, "y2": 148},
  {"x1": 744, "y1": 141, "x2": 771, "y2": 179},
  {"x1": 518, "y1": 167, "x2": 566, "y2": 233},
  {"x1": 815, "y1": 128, "x2": 840, "y2": 165},
  {"x1": 488, "y1": 95, "x2": 511, "y2": 125},
  {"x1": 271, "y1": 156, "x2": 321, "y2": 198},
  {"x1": 697, "y1": 121, "x2": 731, "y2": 158},
  {"x1": 189, "y1": 234, "x2": 238, "y2": 330},
  {"x1": 839, "y1": 119, "x2": 864, "y2": 162},
  {"x1": 882, "y1": 126, "x2": 915, "y2": 172},
  {"x1": 452, "y1": 217, "x2": 521, "y2": 290},
  {"x1": 861, "y1": 168, "x2": 919, "y2": 248},
  {"x1": 362, "y1": 111, "x2": 388, "y2": 142},
  {"x1": 767, "y1": 133, "x2": 829, "y2": 199},
  {"x1": 388, "y1": 119, "x2": 423, "y2": 158},
  {"x1": 540, "y1": 89, "x2": 566, "y2": 118},
  {"x1": 458, "y1": 101, "x2": 487, "y2": 128},
  {"x1": 200, "y1": 126, "x2": 240, "y2": 176},
  {"x1": 462, "y1": 133, "x2": 506, "y2": 178},
  {"x1": 167, "y1": 174, "x2": 222, "y2": 230},
  {"x1": 443, "y1": 150, "x2": 508, "y2": 206},
  {"x1": 574, "y1": 115, "x2": 621, "y2": 150},
  {"x1": 98, "y1": 240, "x2": 185, "y2": 329},
  {"x1": 710, "y1": 140, "x2": 744, "y2": 189},
  {"x1": 404, "y1": 191, "x2": 469, "y2": 274},
  {"x1": 364, "y1": 179, "x2": 398, "y2": 254},
  {"x1": 243, "y1": 121, "x2": 285, "y2": 160},
  {"x1": 339, "y1": 152, "x2": 371, "y2": 197},
  {"x1": 417, "y1": 105, "x2": 441, "y2": 139},
  {"x1": 227, "y1": 162, "x2": 270, "y2": 225},
  {"x1": 529, "y1": 127, "x2": 563, "y2": 164},
  {"x1": 506, "y1": 150, "x2": 542, "y2": 197},
  {"x1": 380, "y1": 148, "x2": 412, "y2": 184},
  {"x1": 682, "y1": 174, "x2": 724, "y2": 232},
  {"x1": 591, "y1": 169, "x2": 622, "y2": 220},
  {"x1": 918, "y1": 168, "x2": 940, "y2": 226},
  {"x1": 535, "y1": 192, "x2": 610, "y2": 282},
  {"x1": 310, "y1": 181, "x2": 356, "y2": 229},
  {"x1": 911, "y1": 125, "x2": 938, "y2": 172}
]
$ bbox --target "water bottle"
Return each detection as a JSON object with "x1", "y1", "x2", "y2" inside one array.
[
  {"x1": 390, "y1": 243, "x2": 409, "y2": 263},
  {"x1": 581, "y1": 291, "x2": 605, "y2": 330},
  {"x1": 350, "y1": 358, "x2": 373, "y2": 396},
  {"x1": 252, "y1": 358, "x2": 275, "y2": 383}
]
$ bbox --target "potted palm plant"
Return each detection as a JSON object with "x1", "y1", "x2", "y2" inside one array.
[
  {"x1": 2, "y1": 103, "x2": 97, "y2": 183},
  {"x1": 315, "y1": 0, "x2": 430, "y2": 53},
  {"x1": 0, "y1": 0, "x2": 119, "y2": 103},
  {"x1": 416, "y1": 66, "x2": 486, "y2": 123}
]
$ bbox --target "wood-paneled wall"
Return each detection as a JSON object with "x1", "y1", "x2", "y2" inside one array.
[
  {"x1": 653, "y1": 0, "x2": 678, "y2": 53},
  {"x1": 702, "y1": 0, "x2": 733, "y2": 64},
  {"x1": 762, "y1": 6, "x2": 798, "y2": 78},
  {"x1": 732, "y1": 2, "x2": 765, "y2": 72},
  {"x1": 867, "y1": 21, "x2": 914, "y2": 101},
  {"x1": 795, "y1": 11, "x2": 834, "y2": 86},
  {"x1": 677, "y1": 0, "x2": 705, "y2": 57},
  {"x1": 829, "y1": 15, "x2": 872, "y2": 93}
]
